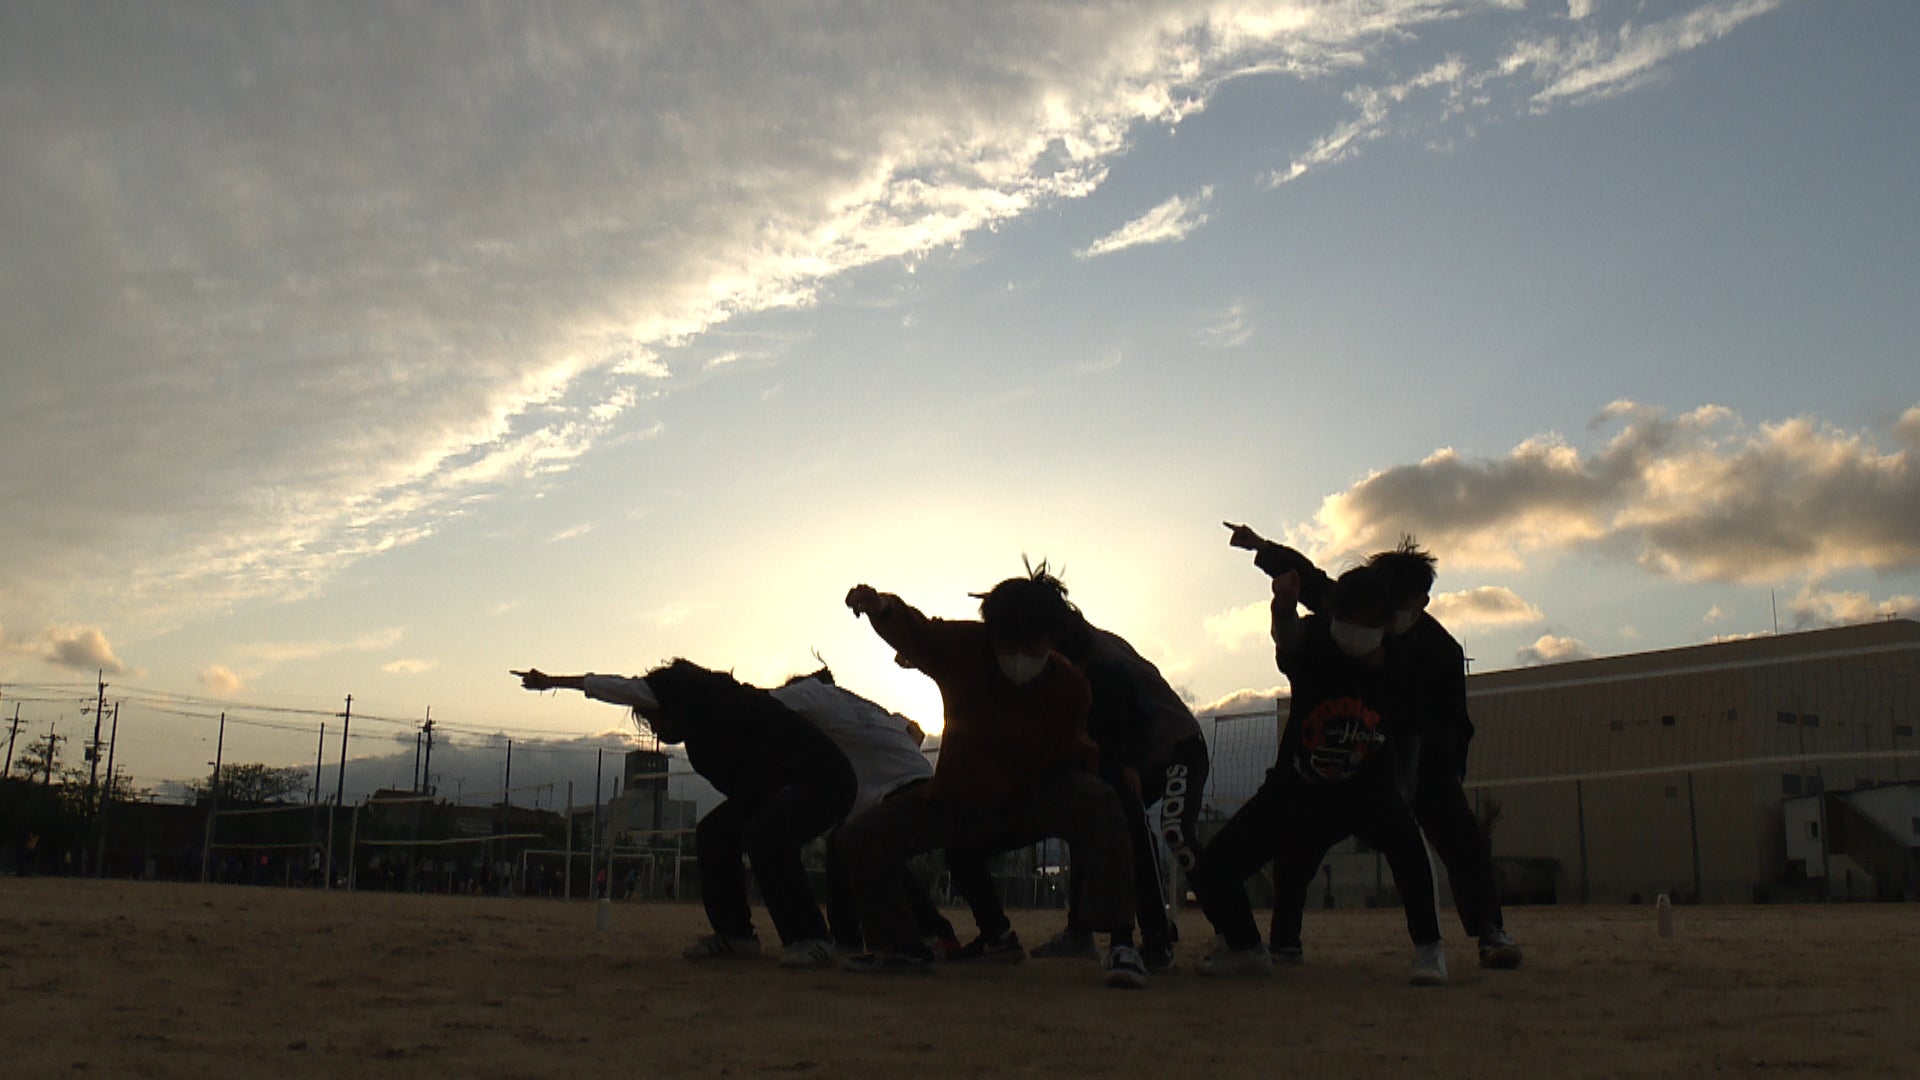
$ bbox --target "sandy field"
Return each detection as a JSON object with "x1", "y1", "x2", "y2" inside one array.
[{"x1": 2, "y1": 879, "x2": 1915, "y2": 1079}]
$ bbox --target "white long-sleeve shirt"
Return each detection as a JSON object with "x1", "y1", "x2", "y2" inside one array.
[{"x1": 769, "y1": 678, "x2": 931, "y2": 815}]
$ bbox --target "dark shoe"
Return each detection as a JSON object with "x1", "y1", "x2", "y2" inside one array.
[
  {"x1": 1140, "y1": 940, "x2": 1176, "y2": 973},
  {"x1": 1479, "y1": 928, "x2": 1523, "y2": 969},
  {"x1": 681, "y1": 934, "x2": 761, "y2": 962},
  {"x1": 948, "y1": 930, "x2": 1025, "y2": 963},
  {"x1": 1029, "y1": 927, "x2": 1099, "y2": 960},
  {"x1": 843, "y1": 949, "x2": 936, "y2": 975}
]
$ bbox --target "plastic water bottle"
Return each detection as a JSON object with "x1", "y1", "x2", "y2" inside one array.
[
  {"x1": 596, "y1": 896, "x2": 611, "y2": 933},
  {"x1": 1655, "y1": 893, "x2": 1673, "y2": 938}
]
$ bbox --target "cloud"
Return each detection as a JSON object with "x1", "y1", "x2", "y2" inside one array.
[
  {"x1": 547, "y1": 524, "x2": 593, "y2": 544},
  {"x1": 1195, "y1": 302, "x2": 1253, "y2": 349},
  {"x1": 1786, "y1": 587, "x2": 1917, "y2": 631},
  {"x1": 37, "y1": 626, "x2": 127, "y2": 674},
  {"x1": 381, "y1": 659, "x2": 437, "y2": 675},
  {"x1": 0, "y1": 3, "x2": 1791, "y2": 642},
  {"x1": 1516, "y1": 633, "x2": 1593, "y2": 666},
  {"x1": 1703, "y1": 605, "x2": 1726, "y2": 624},
  {"x1": 1270, "y1": 1, "x2": 1778, "y2": 186},
  {"x1": 1511, "y1": 0, "x2": 1782, "y2": 109},
  {"x1": 1078, "y1": 187, "x2": 1213, "y2": 258},
  {"x1": 199, "y1": 664, "x2": 244, "y2": 696},
  {"x1": 1291, "y1": 402, "x2": 1920, "y2": 586},
  {"x1": 229, "y1": 628, "x2": 407, "y2": 669},
  {"x1": 1196, "y1": 685, "x2": 1287, "y2": 716},
  {"x1": 1075, "y1": 350, "x2": 1125, "y2": 376},
  {"x1": 1428, "y1": 586, "x2": 1542, "y2": 628},
  {"x1": 1204, "y1": 601, "x2": 1271, "y2": 653}
]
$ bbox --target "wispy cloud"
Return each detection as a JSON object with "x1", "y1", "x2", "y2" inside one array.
[
  {"x1": 0, "y1": 2, "x2": 1792, "y2": 643},
  {"x1": 1195, "y1": 302, "x2": 1253, "y2": 349},
  {"x1": 1078, "y1": 187, "x2": 1214, "y2": 258},
  {"x1": 547, "y1": 524, "x2": 593, "y2": 544},
  {"x1": 1512, "y1": 0, "x2": 1782, "y2": 109},
  {"x1": 381, "y1": 658, "x2": 437, "y2": 675}
]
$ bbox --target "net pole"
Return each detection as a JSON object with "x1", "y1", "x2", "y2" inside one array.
[
  {"x1": 347, "y1": 802, "x2": 361, "y2": 892},
  {"x1": 565, "y1": 780, "x2": 574, "y2": 902}
]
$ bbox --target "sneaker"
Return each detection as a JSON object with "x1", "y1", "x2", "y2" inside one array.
[
  {"x1": 1479, "y1": 928, "x2": 1523, "y2": 970},
  {"x1": 1270, "y1": 943, "x2": 1304, "y2": 966},
  {"x1": 1411, "y1": 942, "x2": 1448, "y2": 986},
  {"x1": 778, "y1": 938, "x2": 837, "y2": 970},
  {"x1": 842, "y1": 949, "x2": 936, "y2": 975},
  {"x1": 1197, "y1": 936, "x2": 1272, "y2": 978},
  {"x1": 1029, "y1": 927, "x2": 1099, "y2": 960},
  {"x1": 1103, "y1": 944, "x2": 1149, "y2": 990},
  {"x1": 948, "y1": 930, "x2": 1026, "y2": 964},
  {"x1": 927, "y1": 935, "x2": 967, "y2": 961},
  {"x1": 681, "y1": 934, "x2": 761, "y2": 962},
  {"x1": 1140, "y1": 940, "x2": 1177, "y2": 973}
]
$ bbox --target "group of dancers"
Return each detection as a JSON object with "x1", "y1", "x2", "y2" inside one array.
[{"x1": 514, "y1": 522, "x2": 1523, "y2": 989}]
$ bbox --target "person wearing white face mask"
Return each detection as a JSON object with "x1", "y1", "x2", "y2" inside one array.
[
  {"x1": 1190, "y1": 550, "x2": 1447, "y2": 987},
  {"x1": 835, "y1": 575, "x2": 1147, "y2": 988},
  {"x1": 1226, "y1": 523, "x2": 1522, "y2": 971}
]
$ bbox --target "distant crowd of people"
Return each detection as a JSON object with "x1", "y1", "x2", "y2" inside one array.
[{"x1": 516, "y1": 524, "x2": 1523, "y2": 988}]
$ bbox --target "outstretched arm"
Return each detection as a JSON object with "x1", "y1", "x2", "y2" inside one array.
[
  {"x1": 1224, "y1": 521, "x2": 1332, "y2": 614},
  {"x1": 513, "y1": 669, "x2": 585, "y2": 693},
  {"x1": 847, "y1": 584, "x2": 951, "y2": 676}
]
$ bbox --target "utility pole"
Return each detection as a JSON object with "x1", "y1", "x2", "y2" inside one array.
[
  {"x1": 85, "y1": 670, "x2": 108, "y2": 817},
  {"x1": 94, "y1": 703, "x2": 120, "y2": 877},
  {"x1": 332, "y1": 695, "x2": 353, "y2": 807},
  {"x1": 3, "y1": 702, "x2": 21, "y2": 777},
  {"x1": 312, "y1": 723, "x2": 326, "y2": 803},
  {"x1": 200, "y1": 712, "x2": 226, "y2": 884},
  {"x1": 43, "y1": 722, "x2": 63, "y2": 786},
  {"x1": 421, "y1": 713, "x2": 435, "y2": 794}
]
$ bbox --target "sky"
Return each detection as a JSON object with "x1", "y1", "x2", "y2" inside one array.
[{"x1": 3, "y1": 0, "x2": 1917, "y2": 801}]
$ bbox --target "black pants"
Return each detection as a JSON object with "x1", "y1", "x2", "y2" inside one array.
[
  {"x1": 1191, "y1": 768, "x2": 1440, "y2": 951},
  {"x1": 1408, "y1": 734, "x2": 1503, "y2": 937},
  {"x1": 837, "y1": 767, "x2": 1135, "y2": 953},
  {"x1": 824, "y1": 783, "x2": 956, "y2": 951},
  {"x1": 954, "y1": 735, "x2": 1211, "y2": 947},
  {"x1": 695, "y1": 778, "x2": 852, "y2": 946}
]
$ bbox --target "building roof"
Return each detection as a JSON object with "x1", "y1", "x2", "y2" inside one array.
[{"x1": 1470, "y1": 619, "x2": 1920, "y2": 698}]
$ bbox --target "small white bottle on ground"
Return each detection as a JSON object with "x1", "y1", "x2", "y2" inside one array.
[
  {"x1": 1655, "y1": 893, "x2": 1673, "y2": 938},
  {"x1": 597, "y1": 896, "x2": 612, "y2": 933}
]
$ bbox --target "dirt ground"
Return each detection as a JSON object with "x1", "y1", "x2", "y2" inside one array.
[{"x1": 2, "y1": 879, "x2": 1915, "y2": 1079}]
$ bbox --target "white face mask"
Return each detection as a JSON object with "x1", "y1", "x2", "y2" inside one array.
[
  {"x1": 1389, "y1": 610, "x2": 1419, "y2": 636},
  {"x1": 1330, "y1": 620, "x2": 1384, "y2": 658},
  {"x1": 997, "y1": 652, "x2": 1049, "y2": 685}
]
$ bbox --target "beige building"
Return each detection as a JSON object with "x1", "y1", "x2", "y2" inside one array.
[{"x1": 1465, "y1": 619, "x2": 1920, "y2": 903}]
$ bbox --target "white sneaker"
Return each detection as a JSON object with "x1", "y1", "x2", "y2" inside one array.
[
  {"x1": 778, "y1": 938, "x2": 837, "y2": 969},
  {"x1": 1198, "y1": 936, "x2": 1272, "y2": 978},
  {"x1": 1103, "y1": 944, "x2": 1149, "y2": 989},
  {"x1": 1411, "y1": 942, "x2": 1448, "y2": 986}
]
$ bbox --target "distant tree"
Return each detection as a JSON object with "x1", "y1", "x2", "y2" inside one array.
[
  {"x1": 9, "y1": 733, "x2": 62, "y2": 784},
  {"x1": 185, "y1": 763, "x2": 310, "y2": 805}
]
